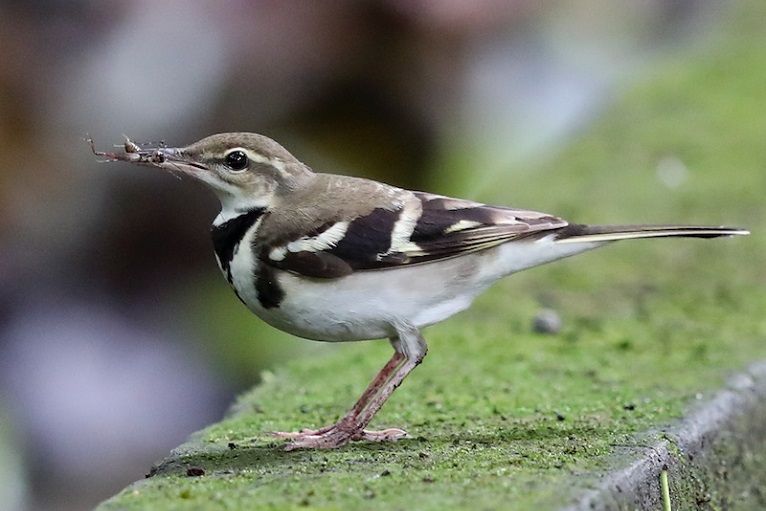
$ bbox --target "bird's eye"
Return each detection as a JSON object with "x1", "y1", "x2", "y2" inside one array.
[{"x1": 224, "y1": 150, "x2": 248, "y2": 171}]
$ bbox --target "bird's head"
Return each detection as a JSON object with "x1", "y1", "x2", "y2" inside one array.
[{"x1": 98, "y1": 133, "x2": 314, "y2": 216}]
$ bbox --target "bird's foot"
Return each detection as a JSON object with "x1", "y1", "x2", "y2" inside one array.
[
  {"x1": 270, "y1": 426, "x2": 333, "y2": 441},
  {"x1": 272, "y1": 423, "x2": 408, "y2": 450}
]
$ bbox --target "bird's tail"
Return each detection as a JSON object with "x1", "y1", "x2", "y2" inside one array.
[{"x1": 553, "y1": 224, "x2": 750, "y2": 244}]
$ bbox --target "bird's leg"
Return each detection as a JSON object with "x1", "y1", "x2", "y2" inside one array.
[
  {"x1": 272, "y1": 349, "x2": 405, "y2": 440},
  {"x1": 282, "y1": 323, "x2": 427, "y2": 450},
  {"x1": 349, "y1": 349, "x2": 406, "y2": 417},
  {"x1": 344, "y1": 332, "x2": 427, "y2": 443}
]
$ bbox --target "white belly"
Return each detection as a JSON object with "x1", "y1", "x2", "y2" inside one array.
[{"x1": 226, "y1": 235, "x2": 601, "y2": 342}]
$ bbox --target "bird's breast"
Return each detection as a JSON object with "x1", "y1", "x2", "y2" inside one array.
[{"x1": 210, "y1": 208, "x2": 287, "y2": 312}]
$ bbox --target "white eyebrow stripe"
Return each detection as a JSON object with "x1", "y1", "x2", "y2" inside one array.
[{"x1": 232, "y1": 148, "x2": 286, "y2": 173}]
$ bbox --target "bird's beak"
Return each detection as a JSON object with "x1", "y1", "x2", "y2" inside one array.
[
  {"x1": 89, "y1": 136, "x2": 208, "y2": 176},
  {"x1": 152, "y1": 147, "x2": 210, "y2": 175},
  {"x1": 89, "y1": 136, "x2": 242, "y2": 197}
]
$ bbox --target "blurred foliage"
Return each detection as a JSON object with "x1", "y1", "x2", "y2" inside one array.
[{"x1": 0, "y1": 405, "x2": 25, "y2": 511}]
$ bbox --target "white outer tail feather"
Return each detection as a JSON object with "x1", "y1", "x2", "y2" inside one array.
[{"x1": 554, "y1": 225, "x2": 750, "y2": 244}]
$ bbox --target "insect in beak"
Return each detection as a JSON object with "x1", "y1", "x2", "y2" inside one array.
[
  {"x1": 87, "y1": 136, "x2": 210, "y2": 183},
  {"x1": 87, "y1": 135, "x2": 176, "y2": 165}
]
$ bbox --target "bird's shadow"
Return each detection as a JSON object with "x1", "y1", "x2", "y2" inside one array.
[
  {"x1": 146, "y1": 419, "x2": 620, "y2": 480},
  {"x1": 146, "y1": 436, "x2": 422, "y2": 480}
]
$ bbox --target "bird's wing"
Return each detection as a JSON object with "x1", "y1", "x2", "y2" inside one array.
[{"x1": 261, "y1": 191, "x2": 567, "y2": 279}]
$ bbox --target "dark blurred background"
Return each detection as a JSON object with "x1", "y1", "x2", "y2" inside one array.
[{"x1": 0, "y1": 1, "x2": 742, "y2": 509}]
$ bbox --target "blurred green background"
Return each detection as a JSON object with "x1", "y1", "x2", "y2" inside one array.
[{"x1": 0, "y1": 1, "x2": 763, "y2": 510}]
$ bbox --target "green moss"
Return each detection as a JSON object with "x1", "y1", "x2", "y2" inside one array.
[{"x1": 99, "y1": 2, "x2": 766, "y2": 509}]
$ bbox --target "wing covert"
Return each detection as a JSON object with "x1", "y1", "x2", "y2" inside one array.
[{"x1": 261, "y1": 191, "x2": 567, "y2": 278}]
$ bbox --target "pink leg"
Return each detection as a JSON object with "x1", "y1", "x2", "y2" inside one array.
[
  {"x1": 271, "y1": 350, "x2": 406, "y2": 440},
  {"x1": 283, "y1": 326, "x2": 427, "y2": 450},
  {"x1": 352, "y1": 358, "x2": 421, "y2": 432},
  {"x1": 350, "y1": 351, "x2": 407, "y2": 417}
]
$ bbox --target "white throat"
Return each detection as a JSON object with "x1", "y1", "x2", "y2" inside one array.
[{"x1": 214, "y1": 192, "x2": 273, "y2": 225}]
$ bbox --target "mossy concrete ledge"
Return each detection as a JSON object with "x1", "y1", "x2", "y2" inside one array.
[
  {"x1": 97, "y1": 356, "x2": 766, "y2": 511},
  {"x1": 567, "y1": 361, "x2": 766, "y2": 510}
]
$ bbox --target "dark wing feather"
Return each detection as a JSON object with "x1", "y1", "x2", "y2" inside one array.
[
  {"x1": 402, "y1": 192, "x2": 566, "y2": 263},
  {"x1": 276, "y1": 250, "x2": 354, "y2": 278},
  {"x1": 262, "y1": 191, "x2": 567, "y2": 278}
]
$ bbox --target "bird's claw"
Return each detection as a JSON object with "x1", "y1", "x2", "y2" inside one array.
[{"x1": 271, "y1": 425, "x2": 409, "y2": 450}]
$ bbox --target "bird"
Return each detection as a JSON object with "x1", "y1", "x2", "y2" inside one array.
[{"x1": 90, "y1": 132, "x2": 749, "y2": 450}]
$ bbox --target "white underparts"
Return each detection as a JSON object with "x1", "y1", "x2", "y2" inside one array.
[
  {"x1": 214, "y1": 195, "x2": 273, "y2": 225},
  {"x1": 228, "y1": 217, "x2": 263, "y2": 296},
  {"x1": 240, "y1": 148, "x2": 286, "y2": 173}
]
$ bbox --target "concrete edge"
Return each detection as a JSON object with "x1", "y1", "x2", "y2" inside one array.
[
  {"x1": 563, "y1": 361, "x2": 766, "y2": 510},
  {"x1": 98, "y1": 361, "x2": 766, "y2": 510}
]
